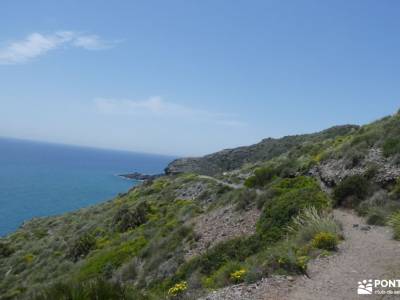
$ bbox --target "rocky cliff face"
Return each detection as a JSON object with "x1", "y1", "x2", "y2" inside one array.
[{"x1": 311, "y1": 148, "x2": 400, "y2": 189}]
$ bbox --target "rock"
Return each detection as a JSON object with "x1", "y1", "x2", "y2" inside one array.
[
  {"x1": 119, "y1": 172, "x2": 163, "y2": 181},
  {"x1": 360, "y1": 225, "x2": 371, "y2": 231},
  {"x1": 287, "y1": 276, "x2": 295, "y2": 281}
]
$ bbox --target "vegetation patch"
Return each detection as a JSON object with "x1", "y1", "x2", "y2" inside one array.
[
  {"x1": 78, "y1": 236, "x2": 147, "y2": 280},
  {"x1": 311, "y1": 232, "x2": 338, "y2": 250},
  {"x1": 31, "y1": 277, "x2": 145, "y2": 300},
  {"x1": 333, "y1": 175, "x2": 370, "y2": 208},
  {"x1": 257, "y1": 176, "x2": 330, "y2": 242},
  {"x1": 67, "y1": 232, "x2": 96, "y2": 262},
  {"x1": 113, "y1": 202, "x2": 150, "y2": 233},
  {"x1": 388, "y1": 211, "x2": 400, "y2": 240},
  {"x1": 0, "y1": 242, "x2": 14, "y2": 258}
]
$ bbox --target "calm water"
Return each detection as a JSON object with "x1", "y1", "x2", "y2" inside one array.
[{"x1": 0, "y1": 138, "x2": 173, "y2": 236}]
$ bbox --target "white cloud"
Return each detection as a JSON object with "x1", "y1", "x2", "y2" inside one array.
[
  {"x1": 0, "y1": 31, "x2": 116, "y2": 64},
  {"x1": 94, "y1": 97, "x2": 246, "y2": 127},
  {"x1": 72, "y1": 35, "x2": 115, "y2": 50}
]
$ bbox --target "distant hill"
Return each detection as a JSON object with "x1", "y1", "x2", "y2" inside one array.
[{"x1": 165, "y1": 125, "x2": 359, "y2": 175}]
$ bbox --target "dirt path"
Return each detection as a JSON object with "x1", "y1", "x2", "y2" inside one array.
[
  {"x1": 286, "y1": 209, "x2": 400, "y2": 300},
  {"x1": 200, "y1": 209, "x2": 400, "y2": 300},
  {"x1": 198, "y1": 175, "x2": 263, "y2": 195},
  {"x1": 198, "y1": 175, "x2": 244, "y2": 189}
]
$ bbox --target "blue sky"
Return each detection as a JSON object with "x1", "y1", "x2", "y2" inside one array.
[{"x1": 0, "y1": 1, "x2": 399, "y2": 156}]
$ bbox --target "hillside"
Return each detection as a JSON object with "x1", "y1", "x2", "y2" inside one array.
[
  {"x1": 1, "y1": 110, "x2": 400, "y2": 300},
  {"x1": 165, "y1": 125, "x2": 359, "y2": 176}
]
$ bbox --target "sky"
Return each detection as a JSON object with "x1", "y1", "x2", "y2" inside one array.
[{"x1": 0, "y1": 1, "x2": 399, "y2": 156}]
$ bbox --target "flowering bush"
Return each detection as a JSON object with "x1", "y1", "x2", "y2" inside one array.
[
  {"x1": 311, "y1": 232, "x2": 338, "y2": 250},
  {"x1": 230, "y1": 269, "x2": 246, "y2": 283},
  {"x1": 168, "y1": 281, "x2": 188, "y2": 297},
  {"x1": 296, "y1": 255, "x2": 309, "y2": 271}
]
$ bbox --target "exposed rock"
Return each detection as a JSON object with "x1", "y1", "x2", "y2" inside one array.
[
  {"x1": 175, "y1": 181, "x2": 208, "y2": 201},
  {"x1": 310, "y1": 148, "x2": 400, "y2": 188},
  {"x1": 119, "y1": 172, "x2": 163, "y2": 181},
  {"x1": 184, "y1": 205, "x2": 261, "y2": 260}
]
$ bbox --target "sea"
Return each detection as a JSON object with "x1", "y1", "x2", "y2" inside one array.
[{"x1": 0, "y1": 138, "x2": 174, "y2": 236}]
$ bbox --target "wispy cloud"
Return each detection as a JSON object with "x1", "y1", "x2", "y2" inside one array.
[
  {"x1": 94, "y1": 97, "x2": 246, "y2": 127},
  {"x1": 0, "y1": 31, "x2": 116, "y2": 64}
]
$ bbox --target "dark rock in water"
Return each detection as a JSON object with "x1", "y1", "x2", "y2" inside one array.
[{"x1": 119, "y1": 172, "x2": 163, "y2": 181}]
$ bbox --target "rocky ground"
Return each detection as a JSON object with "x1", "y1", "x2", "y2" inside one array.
[
  {"x1": 185, "y1": 205, "x2": 260, "y2": 260},
  {"x1": 312, "y1": 148, "x2": 400, "y2": 187},
  {"x1": 200, "y1": 209, "x2": 400, "y2": 300}
]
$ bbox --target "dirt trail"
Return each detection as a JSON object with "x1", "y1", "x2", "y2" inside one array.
[
  {"x1": 287, "y1": 209, "x2": 400, "y2": 300},
  {"x1": 198, "y1": 175, "x2": 244, "y2": 189},
  {"x1": 200, "y1": 209, "x2": 400, "y2": 300}
]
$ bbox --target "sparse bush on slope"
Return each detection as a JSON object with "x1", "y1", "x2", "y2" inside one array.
[
  {"x1": 0, "y1": 242, "x2": 14, "y2": 258},
  {"x1": 67, "y1": 232, "x2": 96, "y2": 262},
  {"x1": 113, "y1": 202, "x2": 150, "y2": 233},
  {"x1": 333, "y1": 175, "x2": 370, "y2": 208}
]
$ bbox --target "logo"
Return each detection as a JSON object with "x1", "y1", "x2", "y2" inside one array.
[{"x1": 358, "y1": 280, "x2": 373, "y2": 295}]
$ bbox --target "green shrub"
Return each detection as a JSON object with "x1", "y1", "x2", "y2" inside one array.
[
  {"x1": 357, "y1": 190, "x2": 400, "y2": 225},
  {"x1": 383, "y1": 138, "x2": 400, "y2": 157},
  {"x1": 67, "y1": 233, "x2": 96, "y2": 262},
  {"x1": 261, "y1": 241, "x2": 307, "y2": 274},
  {"x1": 391, "y1": 178, "x2": 400, "y2": 199},
  {"x1": 366, "y1": 212, "x2": 386, "y2": 226},
  {"x1": 0, "y1": 242, "x2": 14, "y2": 258},
  {"x1": 288, "y1": 207, "x2": 341, "y2": 245},
  {"x1": 311, "y1": 232, "x2": 338, "y2": 250},
  {"x1": 31, "y1": 278, "x2": 144, "y2": 300},
  {"x1": 202, "y1": 261, "x2": 243, "y2": 288},
  {"x1": 333, "y1": 175, "x2": 369, "y2": 207},
  {"x1": 257, "y1": 177, "x2": 330, "y2": 242},
  {"x1": 234, "y1": 189, "x2": 258, "y2": 211},
  {"x1": 175, "y1": 235, "x2": 261, "y2": 284},
  {"x1": 79, "y1": 236, "x2": 147, "y2": 280},
  {"x1": 113, "y1": 202, "x2": 150, "y2": 232},
  {"x1": 343, "y1": 147, "x2": 366, "y2": 169},
  {"x1": 388, "y1": 211, "x2": 400, "y2": 240},
  {"x1": 244, "y1": 166, "x2": 276, "y2": 188},
  {"x1": 255, "y1": 189, "x2": 276, "y2": 209},
  {"x1": 243, "y1": 265, "x2": 264, "y2": 284}
]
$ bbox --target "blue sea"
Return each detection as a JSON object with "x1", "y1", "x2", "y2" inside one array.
[{"x1": 0, "y1": 138, "x2": 174, "y2": 236}]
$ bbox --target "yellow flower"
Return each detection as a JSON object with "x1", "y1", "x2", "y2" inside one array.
[
  {"x1": 230, "y1": 269, "x2": 246, "y2": 282},
  {"x1": 168, "y1": 281, "x2": 188, "y2": 297}
]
